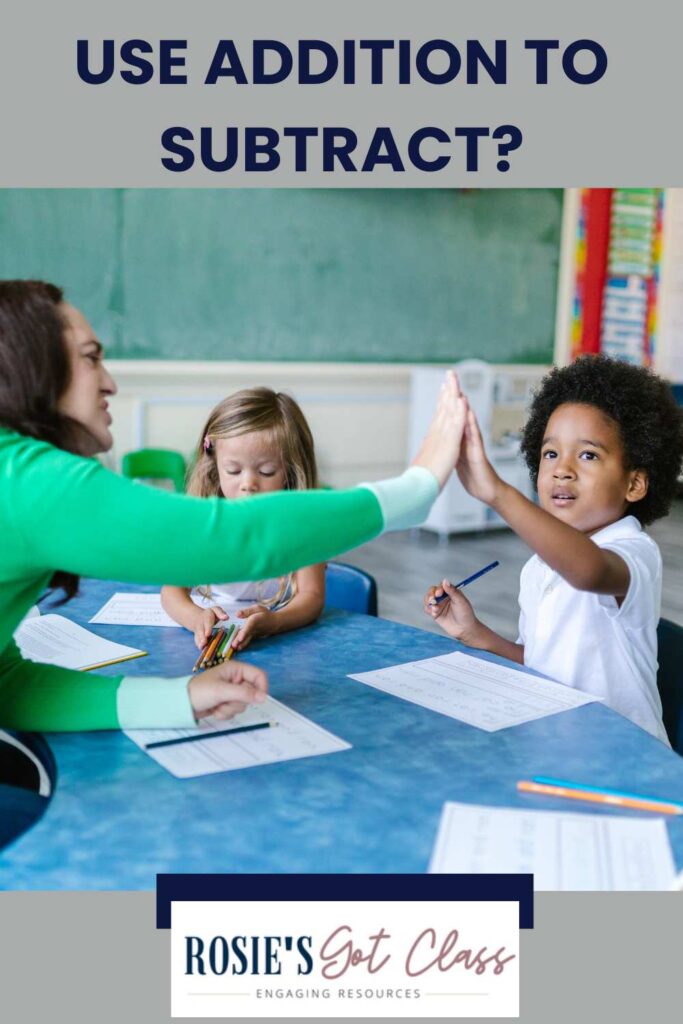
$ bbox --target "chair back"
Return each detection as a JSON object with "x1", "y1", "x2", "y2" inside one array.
[
  {"x1": 325, "y1": 562, "x2": 378, "y2": 616},
  {"x1": 122, "y1": 448, "x2": 187, "y2": 493},
  {"x1": 657, "y1": 618, "x2": 683, "y2": 755},
  {"x1": 0, "y1": 731, "x2": 55, "y2": 852}
]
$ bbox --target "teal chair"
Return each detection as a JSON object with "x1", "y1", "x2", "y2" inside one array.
[
  {"x1": 657, "y1": 618, "x2": 683, "y2": 756},
  {"x1": 325, "y1": 562, "x2": 378, "y2": 616},
  {"x1": 121, "y1": 448, "x2": 187, "y2": 493}
]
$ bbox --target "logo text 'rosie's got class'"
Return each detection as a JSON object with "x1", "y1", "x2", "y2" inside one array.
[
  {"x1": 185, "y1": 923, "x2": 516, "y2": 979},
  {"x1": 171, "y1": 898, "x2": 522, "y2": 1017}
]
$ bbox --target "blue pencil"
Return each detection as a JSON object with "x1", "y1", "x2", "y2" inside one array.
[
  {"x1": 532, "y1": 775, "x2": 683, "y2": 812},
  {"x1": 431, "y1": 560, "x2": 500, "y2": 604}
]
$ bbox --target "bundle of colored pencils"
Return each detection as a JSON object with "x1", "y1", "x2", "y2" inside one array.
[{"x1": 193, "y1": 624, "x2": 237, "y2": 672}]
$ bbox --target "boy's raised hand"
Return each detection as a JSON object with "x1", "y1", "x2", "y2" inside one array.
[
  {"x1": 456, "y1": 407, "x2": 501, "y2": 506},
  {"x1": 424, "y1": 579, "x2": 482, "y2": 643}
]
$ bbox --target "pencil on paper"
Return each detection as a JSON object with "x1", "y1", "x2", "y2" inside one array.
[
  {"x1": 517, "y1": 779, "x2": 683, "y2": 815},
  {"x1": 84, "y1": 649, "x2": 148, "y2": 671},
  {"x1": 145, "y1": 721, "x2": 273, "y2": 751}
]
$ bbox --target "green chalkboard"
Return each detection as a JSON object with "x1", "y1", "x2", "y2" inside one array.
[{"x1": 0, "y1": 188, "x2": 562, "y2": 362}]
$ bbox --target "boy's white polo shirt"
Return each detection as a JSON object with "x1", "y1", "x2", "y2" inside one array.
[{"x1": 518, "y1": 514, "x2": 668, "y2": 744}]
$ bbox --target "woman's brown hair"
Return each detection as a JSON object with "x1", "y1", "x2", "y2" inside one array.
[{"x1": 0, "y1": 280, "x2": 96, "y2": 599}]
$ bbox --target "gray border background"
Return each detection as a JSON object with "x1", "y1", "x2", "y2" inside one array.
[
  {"x1": 1, "y1": 0, "x2": 682, "y2": 185},
  {"x1": 1, "y1": 1, "x2": 682, "y2": 1020},
  {"x1": 1, "y1": 892, "x2": 681, "y2": 1021}
]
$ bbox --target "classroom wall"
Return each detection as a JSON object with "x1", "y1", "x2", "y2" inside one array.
[
  {"x1": 0, "y1": 188, "x2": 562, "y2": 363},
  {"x1": 106, "y1": 360, "x2": 548, "y2": 487},
  {"x1": 0, "y1": 188, "x2": 559, "y2": 481}
]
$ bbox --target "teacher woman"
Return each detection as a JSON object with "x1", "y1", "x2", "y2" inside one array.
[{"x1": 0, "y1": 280, "x2": 466, "y2": 732}]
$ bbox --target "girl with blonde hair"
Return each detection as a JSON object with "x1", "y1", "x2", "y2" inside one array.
[{"x1": 161, "y1": 387, "x2": 326, "y2": 652}]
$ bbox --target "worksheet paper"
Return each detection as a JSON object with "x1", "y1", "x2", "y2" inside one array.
[
  {"x1": 125, "y1": 697, "x2": 351, "y2": 778},
  {"x1": 14, "y1": 613, "x2": 145, "y2": 671},
  {"x1": 429, "y1": 801, "x2": 676, "y2": 891},
  {"x1": 90, "y1": 592, "x2": 182, "y2": 627},
  {"x1": 348, "y1": 651, "x2": 601, "y2": 731},
  {"x1": 90, "y1": 591, "x2": 245, "y2": 631}
]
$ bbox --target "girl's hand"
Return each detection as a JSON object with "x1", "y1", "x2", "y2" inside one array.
[
  {"x1": 188, "y1": 661, "x2": 268, "y2": 721},
  {"x1": 412, "y1": 370, "x2": 468, "y2": 489},
  {"x1": 193, "y1": 605, "x2": 228, "y2": 649},
  {"x1": 423, "y1": 579, "x2": 485, "y2": 646},
  {"x1": 456, "y1": 407, "x2": 502, "y2": 506},
  {"x1": 231, "y1": 605, "x2": 275, "y2": 651}
]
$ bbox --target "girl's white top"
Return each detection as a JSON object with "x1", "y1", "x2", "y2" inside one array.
[{"x1": 191, "y1": 577, "x2": 291, "y2": 610}]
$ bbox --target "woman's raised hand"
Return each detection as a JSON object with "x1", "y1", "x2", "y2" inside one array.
[{"x1": 412, "y1": 370, "x2": 468, "y2": 490}]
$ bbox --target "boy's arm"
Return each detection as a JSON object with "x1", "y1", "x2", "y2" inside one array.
[
  {"x1": 491, "y1": 485, "x2": 630, "y2": 596},
  {"x1": 457, "y1": 409, "x2": 631, "y2": 597},
  {"x1": 464, "y1": 623, "x2": 525, "y2": 664}
]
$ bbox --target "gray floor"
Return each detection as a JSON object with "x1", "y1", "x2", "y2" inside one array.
[{"x1": 345, "y1": 497, "x2": 683, "y2": 637}]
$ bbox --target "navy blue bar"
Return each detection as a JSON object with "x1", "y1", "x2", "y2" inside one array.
[{"x1": 156, "y1": 873, "x2": 533, "y2": 929}]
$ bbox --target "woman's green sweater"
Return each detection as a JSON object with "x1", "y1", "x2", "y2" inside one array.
[{"x1": 0, "y1": 429, "x2": 437, "y2": 731}]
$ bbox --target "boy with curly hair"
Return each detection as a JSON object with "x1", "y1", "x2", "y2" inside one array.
[{"x1": 424, "y1": 355, "x2": 683, "y2": 743}]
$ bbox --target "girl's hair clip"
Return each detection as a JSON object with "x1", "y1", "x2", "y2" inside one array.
[{"x1": 203, "y1": 434, "x2": 213, "y2": 454}]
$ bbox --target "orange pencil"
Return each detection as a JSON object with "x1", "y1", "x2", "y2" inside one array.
[
  {"x1": 199, "y1": 628, "x2": 224, "y2": 670},
  {"x1": 517, "y1": 780, "x2": 683, "y2": 816}
]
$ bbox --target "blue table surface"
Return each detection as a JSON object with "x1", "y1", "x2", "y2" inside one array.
[{"x1": 2, "y1": 579, "x2": 683, "y2": 890}]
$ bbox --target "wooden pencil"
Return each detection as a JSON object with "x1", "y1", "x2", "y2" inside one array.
[
  {"x1": 192, "y1": 643, "x2": 208, "y2": 673},
  {"x1": 212, "y1": 625, "x2": 234, "y2": 665},
  {"x1": 199, "y1": 628, "x2": 224, "y2": 670},
  {"x1": 225, "y1": 622, "x2": 238, "y2": 659}
]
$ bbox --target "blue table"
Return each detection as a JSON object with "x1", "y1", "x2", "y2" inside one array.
[{"x1": 2, "y1": 579, "x2": 683, "y2": 890}]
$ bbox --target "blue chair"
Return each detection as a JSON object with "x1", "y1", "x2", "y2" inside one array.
[
  {"x1": 0, "y1": 730, "x2": 55, "y2": 851},
  {"x1": 657, "y1": 618, "x2": 683, "y2": 755},
  {"x1": 325, "y1": 562, "x2": 378, "y2": 616}
]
